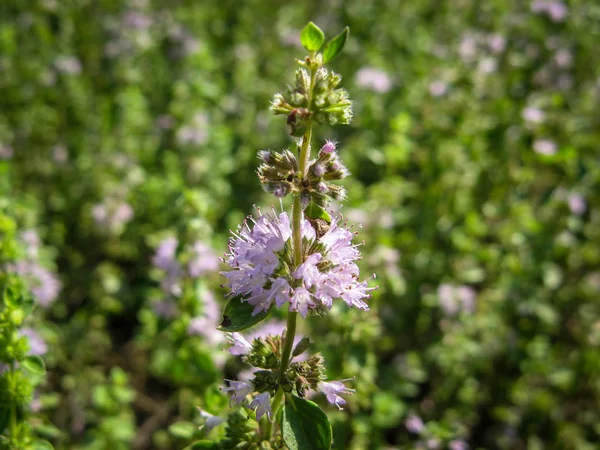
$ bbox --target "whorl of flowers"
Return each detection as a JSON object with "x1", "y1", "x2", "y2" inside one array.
[{"x1": 222, "y1": 208, "x2": 375, "y2": 317}]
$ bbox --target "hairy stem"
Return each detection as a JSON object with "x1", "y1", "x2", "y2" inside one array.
[{"x1": 270, "y1": 64, "x2": 318, "y2": 437}]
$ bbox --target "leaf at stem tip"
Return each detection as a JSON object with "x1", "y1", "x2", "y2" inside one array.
[
  {"x1": 322, "y1": 27, "x2": 349, "y2": 63},
  {"x1": 301, "y1": 22, "x2": 325, "y2": 53},
  {"x1": 218, "y1": 294, "x2": 272, "y2": 332},
  {"x1": 281, "y1": 394, "x2": 332, "y2": 450},
  {"x1": 22, "y1": 355, "x2": 46, "y2": 375}
]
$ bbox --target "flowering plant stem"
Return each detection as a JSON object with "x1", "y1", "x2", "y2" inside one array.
[{"x1": 271, "y1": 65, "x2": 316, "y2": 433}]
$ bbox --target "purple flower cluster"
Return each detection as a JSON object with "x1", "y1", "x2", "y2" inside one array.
[
  {"x1": 152, "y1": 236, "x2": 220, "y2": 298},
  {"x1": 8, "y1": 230, "x2": 61, "y2": 308},
  {"x1": 91, "y1": 200, "x2": 134, "y2": 233},
  {"x1": 223, "y1": 209, "x2": 375, "y2": 317},
  {"x1": 18, "y1": 327, "x2": 48, "y2": 356},
  {"x1": 437, "y1": 284, "x2": 476, "y2": 316}
]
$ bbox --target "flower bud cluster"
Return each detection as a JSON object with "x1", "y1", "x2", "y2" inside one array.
[
  {"x1": 286, "y1": 354, "x2": 326, "y2": 397},
  {"x1": 304, "y1": 140, "x2": 350, "y2": 205},
  {"x1": 256, "y1": 149, "x2": 299, "y2": 198},
  {"x1": 224, "y1": 331, "x2": 353, "y2": 412},
  {"x1": 257, "y1": 140, "x2": 349, "y2": 206},
  {"x1": 271, "y1": 68, "x2": 352, "y2": 137}
]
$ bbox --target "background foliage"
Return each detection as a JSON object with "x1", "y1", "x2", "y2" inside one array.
[{"x1": 1, "y1": 0, "x2": 599, "y2": 449}]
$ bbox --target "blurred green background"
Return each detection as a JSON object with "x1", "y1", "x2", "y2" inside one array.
[{"x1": 1, "y1": 0, "x2": 599, "y2": 449}]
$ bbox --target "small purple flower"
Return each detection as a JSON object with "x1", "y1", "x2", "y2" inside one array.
[
  {"x1": 319, "y1": 140, "x2": 336, "y2": 155},
  {"x1": 156, "y1": 114, "x2": 175, "y2": 129},
  {"x1": 152, "y1": 237, "x2": 178, "y2": 271},
  {"x1": 249, "y1": 392, "x2": 272, "y2": 420},
  {"x1": 533, "y1": 139, "x2": 557, "y2": 156},
  {"x1": 355, "y1": 67, "x2": 392, "y2": 93},
  {"x1": 532, "y1": 1, "x2": 568, "y2": 22},
  {"x1": 429, "y1": 80, "x2": 448, "y2": 97},
  {"x1": 55, "y1": 56, "x2": 82, "y2": 75},
  {"x1": 458, "y1": 34, "x2": 477, "y2": 62},
  {"x1": 152, "y1": 299, "x2": 178, "y2": 319},
  {"x1": 426, "y1": 439, "x2": 441, "y2": 450},
  {"x1": 521, "y1": 107, "x2": 545, "y2": 124},
  {"x1": 197, "y1": 407, "x2": 225, "y2": 432},
  {"x1": 0, "y1": 145, "x2": 14, "y2": 160},
  {"x1": 18, "y1": 328, "x2": 48, "y2": 356},
  {"x1": 438, "y1": 284, "x2": 476, "y2": 316},
  {"x1": 92, "y1": 200, "x2": 134, "y2": 231},
  {"x1": 449, "y1": 440, "x2": 469, "y2": 450},
  {"x1": 52, "y1": 145, "x2": 69, "y2": 163},
  {"x1": 487, "y1": 34, "x2": 506, "y2": 54},
  {"x1": 188, "y1": 241, "x2": 219, "y2": 277},
  {"x1": 477, "y1": 57, "x2": 497, "y2": 75},
  {"x1": 405, "y1": 414, "x2": 424, "y2": 434},
  {"x1": 568, "y1": 193, "x2": 586, "y2": 216},
  {"x1": 30, "y1": 265, "x2": 61, "y2": 308},
  {"x1": 177, "y1": 113, "x2": 209, "y2": 146},
  {"x1": 318, "y1": 380, "x2": 355, "y2": 410},
  {"x1": 226, "y1": 332, "x2": 253, "y2": 355},
  {"x1": 124, "y1": 11, "x2": 152, "y2": 29},
  {"x1": 554, "y1": 49, "x2": 572, "y2": 68},
  {"x1": 222, "y1": 380, "x2": 253, "y2": 406}
]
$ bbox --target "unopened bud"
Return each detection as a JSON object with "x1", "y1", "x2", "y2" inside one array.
[
  {"x1": 320, "y1": 140, "x2": 336, "y2": 155},
  {"x1": 292, "y1": 336, "x2": 311, "y2": 357},
  {"x1": 316, "y1": 182, "x2": 328, "y2": 193},
  {"x1": 312, "y1": 163, "x2": 325, "y2": 177}
]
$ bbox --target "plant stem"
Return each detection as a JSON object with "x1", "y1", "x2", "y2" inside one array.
[
  {"x1": 9, "y1": 364, "x2": 17, "y2": 444},
  {"x1": 270, "y1": 64, "x2": 318, "y2": 438}
]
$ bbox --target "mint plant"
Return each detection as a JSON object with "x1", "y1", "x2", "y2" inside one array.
[
  {"x1": 0, "y1": 287, "x2": 53, "y2": 450},
  {"x1": 192, "y1": 22, "x2": 377, "y2": 450}
]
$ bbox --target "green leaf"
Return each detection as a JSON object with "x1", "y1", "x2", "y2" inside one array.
[
  {"x1": 281, "y1": 395, "x2": 332, "y2": 450},
  {"x1": 322, "y1": 27, "x2": 349, "y2": 63},
  {"x1": 168, "y1": 421, "x2": 197, "y2": 439},
  {"x1": 184, "y1": 441, "x2": 218, "y2": 450},
  {"x1": 22, "y1": 355, "x2": 46, "y2": 375},
  {"x1": 300, "y1": 22, "x2": 325, "y2": 53},
  {"x1": 31, "y1": 440, "x2": 54, "y2": 450},
  {"x1": 21, "y1": 295, "x2": 35, "y2": 317},
  {"x1": 218, "y1": 295, "x2": 271, "y2": 332},
  {"x1": 306, "y1": 202, "x2": 331, "y2": 223},
  {"x1": 3, "y1": 286, "x2": 20, "y2": 308},
  {"x1": 33, "y1": 423, "x2": 62, "y2": 439}
]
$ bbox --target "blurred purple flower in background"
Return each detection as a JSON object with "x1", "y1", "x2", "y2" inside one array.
[
  {"x1": 8, "y1": 230, "x2": 61, "y2": 308},
  {"x1": 429, "y1": 80, "x2": 448, "y2": 97},
  {"x1": 18, "y1": 328, "x2": 48, "y2": 356},
  {"x1": 355, "y1": 67, "x2": 392, "y2": 93},
  {"x1": 152, "y1": 237, "x2": 178, "y2": 271},
  {"x1": 92, "y1": 200, "x2": 134, "y2": 232},
  {"x1": 188, "y1": 290, "x2": 224, "y2": 345},
  {"x1": 521, "y1": 107, "x2": 545, "y2": 124},
  {"x1": 487, "y1": 34, "x2": 506, "y2": 54},
  {"x1": 568, "y1": 193, "x2": 586, "y2": 216},
  {"x1": 449, "y1": 439, "x2": 469, "y2": 450},
  {"x1": 533, "y1": 138, "x2": 557, "y2": 156},
  {"x1": 438, "y1": 284, "x2": 477, "y2": 316},
  {"x1": 532, "y1": 1, "x2": 568, "y2": 22},
  {"x1": 177, "y1": 112, "x2": 209, "y2": 146},
  {"x1": 52, "y1": 145, "x2": 69, "y2": 164},
  {"x1": 459, "y1": 34, "x2": 478, "y2": 62},
  {"x1": 0, "y1": 145, "x2": 13, "y2": 160},
  {"x1": 405, "y1": 414, "x2": 424, "y2": 434},
  {"x1": 55, "y1": 56, "x2": 82, "y2": 75},
  {"x1": 188, "y1": 241, "x2": 220, "y2": 277}
]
